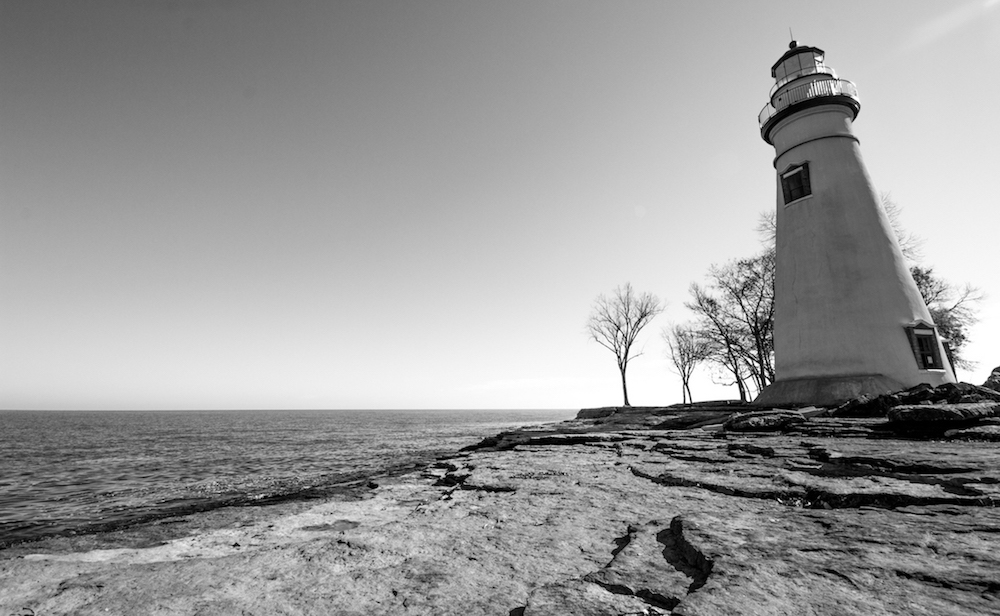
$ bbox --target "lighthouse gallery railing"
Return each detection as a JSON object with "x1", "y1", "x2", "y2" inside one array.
[{"x1": 758, "y1": 78, "x2": 859, "y2": 128}]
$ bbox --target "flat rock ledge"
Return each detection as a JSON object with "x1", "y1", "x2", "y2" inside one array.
[{"x1": 2, "y1": 400, "x2": 999, "y2": 615}]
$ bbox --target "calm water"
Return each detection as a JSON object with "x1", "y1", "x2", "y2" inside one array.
[{"x1": 0, "y1": 409, "x2": 574, "y2": 547}]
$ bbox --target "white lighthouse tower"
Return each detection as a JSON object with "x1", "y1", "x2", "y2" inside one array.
[{"x1": 754, "y1": 42, "x2": 955, "y2": 407}]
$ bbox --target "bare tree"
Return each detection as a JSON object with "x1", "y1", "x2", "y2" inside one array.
[
  {"x1": 879, "y1": 192, "x2": 924, "y2": 263},
  {"x1": 911, "y1": 265, "x2": 984, "y2": 372},
  {"x1": 687, "y1": 248, "x2": 775, "y2": 400},
  {"x1": 587, "y1": 283, "x2": 663, "y2": 406},
  {"x1": 688, "y1": 284, "x2": 750, "y2": 401},
  {"x1": 663, "y1": 323, "x2": 713, "y2": 404},
  {"x1": 755, "y1": 209, "x2": 776, "y2": 245}
]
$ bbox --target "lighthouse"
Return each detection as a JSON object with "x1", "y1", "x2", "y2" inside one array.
[{"x1": 754, "y1": 42, "x2": 955, "y2": 407}]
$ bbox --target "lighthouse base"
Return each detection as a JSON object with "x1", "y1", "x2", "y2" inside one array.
[{"x1": 753, "y1": 374, "x2": 908, "y2": 408}]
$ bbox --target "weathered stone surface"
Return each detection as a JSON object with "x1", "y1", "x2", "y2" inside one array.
[
  {"x1": 723, "y1": 410, "x2": 806, "y2": 432},
  {"x1": 2, "y1": 411, "x2": 999, "y2": 616},
  {"x1": 831, "y1": 382, "x2": 1000, "y2": 417},
  {"x1": 984, "y1": 366, "x2": 1000, "y2": 393},
  {"x1": 666, "y1": 506, "x2": 1000, "y2": 616},
  {"x1": 581, "y1": 520, "x2": 700, "y2": 610},
  {"x1": 651, "y1": 409, "x2": 736, "y2": 430},
  {"x1": 830, "y1": 392, "x2": 897, "y2": 417},
  {"x1": 949, "y1": 382, "x2": 1000, "y2": 403},
  {"x1": 462, "y1": 431, "x2": 634, "y2": 454},
  {"x1": 946, "y1": 424, "x2": 1000, "y2": 441},
  {"x1": 887, "y1": 402, "x2": 1000, "y2": 424},
  {"x1": 577, "y1": 407, "x2": 619, "y2": 419},
  {"x1": 523, "y1": 578, "x2": 666, "y2": 615}
]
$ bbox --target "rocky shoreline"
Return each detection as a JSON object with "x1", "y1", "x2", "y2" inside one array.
[{"x1": 2, "y1": 388, "x2": 999, "y2": 615}]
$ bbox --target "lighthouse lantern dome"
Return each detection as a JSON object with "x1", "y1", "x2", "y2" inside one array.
[
  {"x1": 771, "y1": 43, "x2": 835, "y2": 92},
  {"x1": 759, "y1": 42, "x2": 861, "y2": 144}
]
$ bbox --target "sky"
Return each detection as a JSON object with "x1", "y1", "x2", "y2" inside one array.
[{"x1": 2, "y1": 0, "x2": 998, "y2": 411}]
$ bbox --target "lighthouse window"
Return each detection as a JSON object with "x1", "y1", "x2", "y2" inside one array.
[
  {"x1": 904, "y1": 325, "x2": 944, "y2": 370},
  {"x1": 781, "y1": 163, "x2": 811, "y2": 204}
]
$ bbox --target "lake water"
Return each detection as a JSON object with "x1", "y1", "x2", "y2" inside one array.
[{"x1": 0, "y1": 409, "x2": 575, "y2": 548}]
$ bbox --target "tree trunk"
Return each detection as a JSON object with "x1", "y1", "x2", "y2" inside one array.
[
  {"x1": 684, "y1": 382, "x2": 693, "y2": 404},
  {"x1": 620, "y1": 366, "x2": 630, "y2": 407},
  {"x1": 723, "y1": 340, "x2": 748, "y2": 403},
  {"x1": 736, "y1": 375, "x2": 747, "y2": 402},
  {"x1": 754, "y1": 327, "x2": 771, "y2": 388},
  {"x1": 731, "y1": 355, "x2": 747, "y2": 402}
]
